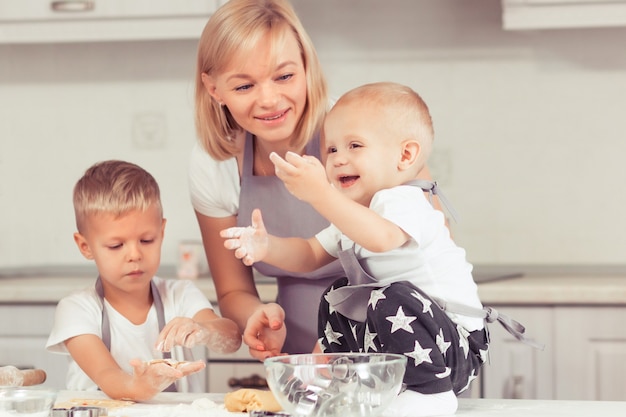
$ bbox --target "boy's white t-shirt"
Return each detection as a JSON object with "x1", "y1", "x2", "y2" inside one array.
[
  {"x1": 46, "y1": 276, "x2": 213, "y2": 392},
  {"x1": 315, "y1": 185, "x2": 484, "y2": 331}
]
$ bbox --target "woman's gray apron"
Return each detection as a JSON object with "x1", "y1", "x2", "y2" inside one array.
[
  {"x1": 237, "y1": 133, "x2": 344, "y2": 354},
  {"x1": 96, "y1": 277, "x2": 177, "y2": 392}
]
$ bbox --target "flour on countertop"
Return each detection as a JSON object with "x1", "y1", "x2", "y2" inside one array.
[{"x1": 109, "y1": 398, "x2": 246, "y2": 417}]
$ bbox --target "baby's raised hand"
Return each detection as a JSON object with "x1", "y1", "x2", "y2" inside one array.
[
  {"x1": 269, "y1": 151, "x2": 328, "y2": 203},
  {"x1": 220, "y1": 209, "x2": 269, "y2": 266}
]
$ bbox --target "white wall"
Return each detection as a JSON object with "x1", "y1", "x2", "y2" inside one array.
[{"x1": 1, "y1": 0, "x2": 625, "y2": 268}]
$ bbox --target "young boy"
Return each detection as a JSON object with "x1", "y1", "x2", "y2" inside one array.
[
  {"x1": 47, "y1": 160, "x2": 241, "y2": 401},
  {"x1": 220, "y1": 82, "x2": 488, "y2": 416}
]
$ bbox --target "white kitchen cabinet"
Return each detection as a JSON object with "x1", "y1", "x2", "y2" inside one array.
[
  {"x1": 0, "y1": 0, "x2": 224, "y2": 44},
  {"x1": 482, "y1": 305, "x2": 626, "y2": 400},
  {"x1": 0, "y1": 305, "x2": 68, "y2": 389},
  {"x1": 205, "y1": 337, "x2": 266, "y2": 393},
  {"x1": 481, "y1": 307, "x2": 554, "y2": 399},
  {"x1": 554, "y1": 307, "x2": 626, "y2": 401},
  {"x1": 502, "y1": 0, "x2": 626, "y2": 30}
]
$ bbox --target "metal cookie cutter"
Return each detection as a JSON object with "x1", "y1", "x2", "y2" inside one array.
[{"x1": 52, "y1": 406, "x2": 107, "y2": 417}]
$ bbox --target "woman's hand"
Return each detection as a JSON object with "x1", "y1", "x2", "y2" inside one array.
[
  {"x1": 243, "y1": 303, "x2": 287, "y2": 361},
  {"x1": 220, "y1": 209, "x2": 269, "y2": 266}
]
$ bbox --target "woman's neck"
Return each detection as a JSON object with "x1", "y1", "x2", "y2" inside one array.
[{"x1": 254, "y1": 137, "x2": 300, "y2": 176}]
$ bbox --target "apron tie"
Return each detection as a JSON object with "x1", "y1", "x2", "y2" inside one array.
[
  {"x1": 433, "y1": 298, "x2": 545, "y2": 350},
  {"x1": 403, "y1": 179, "x2": 459, "y2": 223}
]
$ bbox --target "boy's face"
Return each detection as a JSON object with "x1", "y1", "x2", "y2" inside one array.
[
  {"x1": 322, "y1": 101, "x2": 408, "y2": 206},
  {"x1": 73, "y1": 204, "x2": 165, "y2": 297}
]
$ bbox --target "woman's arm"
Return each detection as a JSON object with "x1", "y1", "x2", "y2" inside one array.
[{"x1": 195, "y1": 211, "x2": 287, "y2": 359}]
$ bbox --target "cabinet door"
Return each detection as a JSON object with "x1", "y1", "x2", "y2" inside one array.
[
  {"x1": 0, "y1": 0, "x2": 223, "y2": 43},
  {"x1": 481, "y1": 307, "x2": 553, "y2": 399},
  {"x1": 0, "y1": 336, "x2": 68, "y2": 389},
  {"x1": 554, "y1": 307, "x2": 626, "y2": 400},
  {"x1": 0, "y1": 305, "x2": 68, "y2": 389}
]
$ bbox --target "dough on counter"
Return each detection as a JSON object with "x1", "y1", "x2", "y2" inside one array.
[
  {"x1": 224, "y1": 388, "x2": 282, "y2": 412},
  {"x1": 54, "y1": 398, "x2": 135, "y2": 410}
]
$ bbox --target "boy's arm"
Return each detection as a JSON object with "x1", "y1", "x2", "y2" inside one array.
[
  {"x1": 271, "y1": 152, "x2": 409, "y2": 252},
  {"x1": 64, "y1": 334, "x2": 200, "y2": 401},
  {"x1": 221, "y1": 208, "x2": 335, "y2": 272}
]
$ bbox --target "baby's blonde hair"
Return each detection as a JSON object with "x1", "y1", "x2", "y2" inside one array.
[
  {"x1": 73, "y1": 160, "x2": 162, "y2": 233},
  {"x1": 333, "y1": 82, "x2": 434, "y2": 170},
  {"x1": 195, "y1": 0, "x2": 328, "y2": 160}
]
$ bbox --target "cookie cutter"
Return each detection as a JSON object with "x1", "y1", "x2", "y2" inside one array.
[{"x1": 52, "y1": 406, "x2": 107, "y2": 417}]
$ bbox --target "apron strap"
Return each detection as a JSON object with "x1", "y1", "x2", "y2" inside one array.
[
  {"x1": 403, "y1": 179, "x2": 459, "y2": 223},
  {"x1": 432, "y1": 297, "x2": 545, "y2": 350},
  {"x1": 95, "y1": 277, "x2": 177, "y2": 391}
]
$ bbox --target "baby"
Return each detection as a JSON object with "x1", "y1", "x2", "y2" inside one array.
[{"x1": 221, "y1": 82, "x2": 488, "y2": 416}]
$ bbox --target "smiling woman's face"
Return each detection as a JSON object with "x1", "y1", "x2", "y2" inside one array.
[{"x1": 202, "y1": 29, "x2": 307, "y2": 146}]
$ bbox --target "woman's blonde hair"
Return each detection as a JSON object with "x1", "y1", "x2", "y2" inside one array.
[
  {"x1": 73, "y1": 160, "x2": 162, "y2": 233},
  {"x1": 195, "y1": 0, "x2": 327, "y2": 160}
]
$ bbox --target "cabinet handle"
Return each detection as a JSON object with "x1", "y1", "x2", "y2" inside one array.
[
  {"x1": 228, "y1": 374, "x2": 268, "y2": 389},
  {"x1": 50, "y1": 1, "x2": 95, "y2": 12},
  {"x1": 508, "y1": 375, "x2": 524, "y2": 399}
]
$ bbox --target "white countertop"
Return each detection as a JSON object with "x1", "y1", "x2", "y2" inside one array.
[
  {"x1": 1, "y1": 265, "x2": 626, "y2": 305},
  {"x1": 53, "y1": 390, "x2": 626, "y2": 416}
]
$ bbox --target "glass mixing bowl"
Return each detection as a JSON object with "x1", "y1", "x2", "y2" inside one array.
[
  {"x1": 264, "y1": 353, "x2": 406, "y2": 417},
  {"x1": 0, "y1": 387, "x2": 58, "y2": 417}
]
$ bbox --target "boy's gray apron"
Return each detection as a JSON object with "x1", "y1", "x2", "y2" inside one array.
[
  {"x1": 324, "y1": 180, "x2": 544, "y2": 350},
  {"x1": 238, "y1": 133, "x2": 344, "y2": 354},
  {"x1": 96, "y1": 277, "x2": 177, "y2": 392}
]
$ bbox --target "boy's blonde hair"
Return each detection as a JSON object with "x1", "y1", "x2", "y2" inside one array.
[
  {"x1": 332, "y1": 82, "x2": 435, "y2": 169},
  {"x1": 73, "y1": 160, "x2": 162, "y2": 233},
  {"x1": 195, "y1": 0, "x2": 328, "y2": 160}
]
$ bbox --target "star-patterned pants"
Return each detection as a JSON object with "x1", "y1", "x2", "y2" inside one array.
[{"x1": 318, "y1": 278, "x2": 489, "y2": 395}]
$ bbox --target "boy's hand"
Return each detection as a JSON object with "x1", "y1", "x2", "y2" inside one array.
[
  {"x1": 270, "y1": 151, "x2": 329, "y2": 203},
  {"x1": 243, "y1": 303, "x2": 287, "y2": 361},
  {"x1": 156, "y1": 317, "x2": 211, "y2": 352},
  {"x1": 220, "y1": 209, "x2": 269, "y2": 266},
  {"x1": 128, "y1": 358, "x2": 204, "y2": 399},
  {"x1": 155, "y1": 317, "x2": 241, "y2": 354}
]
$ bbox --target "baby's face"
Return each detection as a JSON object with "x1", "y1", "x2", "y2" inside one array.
[
  {"x1": 74, "y1": 204, "x2": 165, "y2": 295},
  {"x1": 322, "y1": 102, "x2": 406, "y2": 206}
]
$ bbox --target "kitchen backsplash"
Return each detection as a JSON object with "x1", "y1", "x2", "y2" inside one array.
[{"x1": 1, "y1": 0, "x2": 625, "y2": 268}]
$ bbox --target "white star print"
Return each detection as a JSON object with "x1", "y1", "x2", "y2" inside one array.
[
  {"x1": 386, "y1": 306, "x2": 417, "y2": 334},
  {"x1": 459, "y1": 369, "x2": 478, "y2": 393},
  {"x1": 405, "y1": 340, "x2": 433, "y2": 366},
  {"x1": 435, "y1": 367, "x2": 451, "y2": 379},
  {"x1": 436, "y1": 329, "x2": 451, "y2": 356},
  {"x1": 350, "y1": 322, "x2": 358, "y2": 346},
  {"x1": 368, "y1": 288, "x2": 387, "y2": 310},
  {"x1": 410, "y1": 291, "x2": 434, "y2": 317},
  {"x1": 324, "y1": 322, "x2": 343, "y2": 345},
  {"x1": 324, "y1": 286, "x2": 339, "y2": 315},
  {"x1": 363, "y1": 323, "x2": 378, "y2": 352},
  {"x1": 457, "y1": 325, "x2": 470, "y2": 359},
  {"x1": 318, "y1": 337, "x2": 327, "y2": 352},
  {"x1": 479, "y1": 348, "x2": 489, "y2": 364}
]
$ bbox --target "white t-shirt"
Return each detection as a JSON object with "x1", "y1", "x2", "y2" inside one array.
[
  {"x1": 188, "y1": 142, "x2": 240, "y2": 218},
  {"x1": 46, "y1": 276, "x2": 213, "y2": 391},
  {"x1": 316, "y1": 185, "x2": 484, "y2": 331}
]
